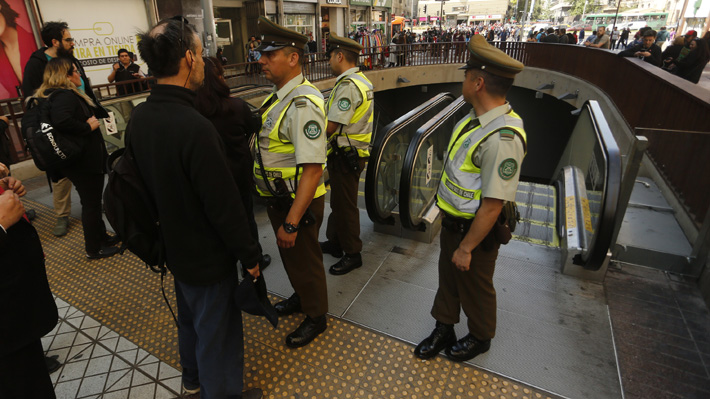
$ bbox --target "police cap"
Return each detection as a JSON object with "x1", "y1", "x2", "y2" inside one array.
[
  {"x1": 326, "y1": 33, "x2": 363, "y2": 56},
  {"x1": 256, "y1": 16, "x2": 308, "y2": 52},
  {"x1": 459, "y1": 35, "x2": 524, "y2": 78}
]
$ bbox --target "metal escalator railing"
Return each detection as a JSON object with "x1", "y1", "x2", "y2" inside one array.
[
  {"x1": 365, "y1": 93, "x2": 456, "y2": 225},
  {"x1": 399, "y1": 96, "x2": 470, "y2": 231},
  {"x1": 555, "y1": 100, "x2": 621, "y2": 270}
]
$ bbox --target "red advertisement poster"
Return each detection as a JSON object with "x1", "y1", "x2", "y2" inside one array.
[{"x1": 0, "y1": 0, "x2": 38, "y2": 99}]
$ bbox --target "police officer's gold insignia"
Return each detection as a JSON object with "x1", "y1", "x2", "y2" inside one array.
[
  {"x1": 304, "y1": 120, "x2": 322, "y2": 139},
  {"x1": 499, "y1": 158, "x2": 517, "y2": 180},
  {"x1": 338, "y1": 98, "x2": 351, "y2": 111}
]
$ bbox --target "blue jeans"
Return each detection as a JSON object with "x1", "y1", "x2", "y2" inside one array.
[{"x1": 175, "y1": 272, "x2": 244, "y2": 399}]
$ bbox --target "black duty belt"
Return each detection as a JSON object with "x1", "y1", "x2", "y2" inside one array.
[{"x1": 441, "y1": 213, "x2": 473, "y2": 234}]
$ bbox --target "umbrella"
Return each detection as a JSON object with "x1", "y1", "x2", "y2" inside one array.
[{"x1": 234, "y1": 273, "x2": 278, "y2": 328}]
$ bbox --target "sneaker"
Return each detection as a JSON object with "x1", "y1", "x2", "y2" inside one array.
[
  {"x1": 86, "y1": 246, "x2": 120, "y2": 260},
  {"x1": 52, "y1": 217, "x2": 69, "y2": 237}
]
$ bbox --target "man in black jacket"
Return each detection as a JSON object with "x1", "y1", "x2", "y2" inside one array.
[
  {"x1": 618, "y1": 29, "x2": 662, "y2": 67},
  {"x1": 22, "y1": 21, "x2": 108, "y2": 238},
  {"x1": 0, "y1": 177, "x2": 59, "y2": 399},
  {"x1": 133, "y1": 18, "x2": 262, "y2": 399}
]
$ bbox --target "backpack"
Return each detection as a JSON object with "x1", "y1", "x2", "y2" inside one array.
[
  {"x1": 21, "y1": 91, "x2": 83, "y2": 171},
  {"x1": 103, "y1": 128, "x2": 165, "y2": 274}
]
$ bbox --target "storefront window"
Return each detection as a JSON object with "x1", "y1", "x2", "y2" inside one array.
[
  {"x1": 285, "y1": 14, "x2": 315, "y2": 36},
  {"x1": 350, "y1": 9, "x2": 367, "y2": 25}
]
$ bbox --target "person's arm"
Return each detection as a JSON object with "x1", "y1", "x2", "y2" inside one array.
[
  {"x1": 21, "y1": 57, "x2": 45, "y2": 97},
  {"x1": 50, "y1": 91, "x2": 96, "y2": 136},
  {"x1": 107, "y1": 63, "x2": 120, "y2": 82},
  {"x1": 0, "y1": 190, "x2": 26, "y2": 246},
  {"x1": 276, "y1": 163, "x2": 322, "y2": 249},
  {"x1": 451, "y1": 197, "x2": 503, "y2": 271},
  {"x1": 185, "y1": 120, "x2": 261, "y2": 273},
  {"x1": 618, "y1": 46, "x2": 638, "y2": 57},
  {"x1": 648, "y1": 46, "x2": 663, "y2": 67}
]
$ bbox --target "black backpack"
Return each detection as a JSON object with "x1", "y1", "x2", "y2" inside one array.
[
  {"x1": 103, "y1": 130, "x2": 165, "y2": 274},
  {"x1": 21, "y1": 91, "x2": 83, "y2": 171}
]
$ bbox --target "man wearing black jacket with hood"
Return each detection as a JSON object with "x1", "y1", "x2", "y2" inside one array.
[{"x1": 22, "y1": 21, "x2": 108, "y2": 238}]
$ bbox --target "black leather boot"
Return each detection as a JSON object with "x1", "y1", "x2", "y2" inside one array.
[
  {"x1": 329, "y1": 253, "x2": 362, "y2": 275},
  {"x1": 413, "y1": 321, "x2": 456, "y2": 359},
  {"x1": 320, "y1": 241, "x2": 344, "y2": 258},
  {"x1": 285, "y1": 315, "x2": 327, "y2": 348},
  {"x1": 445, "y1": 333, "x2": 491, "y2": 362},
  {"x1": 274, "y1": 293, "x2": 301, "y2": 316},
  {"x1": 241, "y1": 388, "x2": 263, "y2": 399}
]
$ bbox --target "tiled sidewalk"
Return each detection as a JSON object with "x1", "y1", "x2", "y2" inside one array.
[{"x1": 44, "y1": 296, "x2": 182, "y2": 399}]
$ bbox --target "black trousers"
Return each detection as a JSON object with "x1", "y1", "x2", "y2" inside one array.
[
  {"x1": 62, "y1": 170, "x2": 108, "y2": 253},
  {"x1": 0, "y1": 340, "x2": 55, "y2": 399}
]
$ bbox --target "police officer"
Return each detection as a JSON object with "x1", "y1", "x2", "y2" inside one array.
[
  {"x1": 414, "y1": 35, "x2": 527, "y2": 362},
  {"x1": 320, "y1": 33, "x2": 374, "y2": 275},
  {"x1": 253, "y1": 16, "x2": 329, "y2": 348}
]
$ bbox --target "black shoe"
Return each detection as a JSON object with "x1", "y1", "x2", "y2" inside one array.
[
  {"x1": 285, "y1": 315, "x2": 327, "y2": 348},
  {"x1": 445, "y1": 334, "x2": 491, "y2": 362},
  {"x1": 329, "y1": 253, "x2": 363, "y2": 275},
  {"x1": 320, "y1": 241, "x2": 343, "y2": 258},
  {"x1": 414, "y1": 321, "x2": 456, "y2": 360},
  {"x1": 26, "y1": 209, "x2": 37, "y2": 221},
  {"x1": 102, "y1": 233, "x2": 121, "y2": 247},
  {"x1": 260, "y1": 254, "x2": 272, "y2": 271},
  {"x1": 86, "y1": 246, "x2": 120, "y2": 259},
  {"x1": 274, "y1": 293, "x2": 301, "y2": 316},
  {"x1": 44, "y1": 355, "x2": 61, "y2": 374},
  {"x1": 242, "y1": 388, "x2": 263, "y2": 399}
]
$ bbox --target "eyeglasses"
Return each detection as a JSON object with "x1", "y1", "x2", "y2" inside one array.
[
  {"x1": 171, "y1": 15, "x2": 190, "y2": 56},
  {"x1": 69, "y1": 69, "x2": 80, "y2": 75}
]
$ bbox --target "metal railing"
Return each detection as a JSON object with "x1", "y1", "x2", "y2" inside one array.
[{"x1": 2, "y1": 42, "x2": 707, "y2": 228}]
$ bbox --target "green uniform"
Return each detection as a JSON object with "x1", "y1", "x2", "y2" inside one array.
[
  {"x1": 253, "y1": 73, "x2": 328, "y2": 318},
  {"x1": 325, "y1": 67, "x2": 373, "y2": 255},
  {"x1": 432, "y1": 104, "x2": 526, "y2": 340}
]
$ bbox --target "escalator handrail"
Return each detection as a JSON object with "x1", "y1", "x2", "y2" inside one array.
[
  {"x1": 365, "y1": 92, "x2": 456, "y2": 225},
  {"x1": 399, "y1": 96, "x2": 468, "y2": 231},
  {"x1": 581, "y1": 100, "x2": 621, "y2": 270}
]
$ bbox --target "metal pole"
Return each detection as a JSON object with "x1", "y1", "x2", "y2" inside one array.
[
  {"x1": 439, "y1": 0, "x2": 444, "y2": 29},
  {"x1": 522, "y1": 0, "x2": 530, "y2": 38},
  {"x1": 611, "y1": 0, "x2": 621, "y2": 39}
]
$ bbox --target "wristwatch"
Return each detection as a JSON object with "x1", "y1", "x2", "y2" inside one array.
[{"x1": 283, "y1": 222, "x2": 299, "y2": 233}]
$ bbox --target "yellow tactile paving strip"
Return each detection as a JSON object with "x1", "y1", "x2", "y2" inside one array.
[{"x1": 26, "y1": 198, "x2": 558, "y2": 399}]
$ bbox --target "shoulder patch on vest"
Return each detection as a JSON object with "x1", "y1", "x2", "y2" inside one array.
[
  {"x1": 498, "y1": 158, "x2": 518, "y2": 180},
  {"x1": 337, "y1": 98, "x2": 351, "y2": 111},
  {"x1": 499, "y1": 129, "x2": 516, "y2": 141},
  {"x1": 303, "y1": 120, "x2": 322, "y2": 139},
  {"x1": 295, "y1": 99, "x2": 307, "y2": 108}
]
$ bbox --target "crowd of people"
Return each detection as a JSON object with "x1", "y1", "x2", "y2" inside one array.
[
  {"x1": 1, "y1": 12, "x2": 531, "y2": 399},
  {"x1": 1, "y1": 11, "x2": 707, "y2": 399}
]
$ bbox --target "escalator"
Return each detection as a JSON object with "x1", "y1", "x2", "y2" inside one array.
[{"x1": 365, "y1": 97, "x2": 621, "y2": 272}]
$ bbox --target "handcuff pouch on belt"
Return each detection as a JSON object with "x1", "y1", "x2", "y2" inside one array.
[
  {"x1": 332, "y1": 125, "x2": 360, "y2": 173},
  {"x1": 441, "y1": 212, "x2": 509, "y2": 252}
]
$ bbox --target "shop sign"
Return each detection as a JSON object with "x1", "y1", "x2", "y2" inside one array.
[
  {"x1": 326, "y1": 0, "x2": 343, "y2": 3},
  {"x1": 373, "y1": 0, "x2": 392, "y2": 8},
  {"x1": 349, "y1": 0, "x2": 372, "y2": 6}
]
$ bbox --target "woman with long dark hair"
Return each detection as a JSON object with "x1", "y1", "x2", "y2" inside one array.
[
  {"x1": 33, "y1": 57, "x2": 119, "y2": 258},
  {"x1": 195, "y1": 56, "x2": 270, "y2": 268},
  {"x1": 668, "y1": 38, "x2": 710, "y2": 84}
]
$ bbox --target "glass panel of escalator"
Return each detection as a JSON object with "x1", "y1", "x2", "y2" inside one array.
[{"x1": 366, "y1": 93, "x2": 456, "y2": 224}]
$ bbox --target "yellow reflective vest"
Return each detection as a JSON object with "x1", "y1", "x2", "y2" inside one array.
[
  {"x1": 326, "y1": 71, "x2": 374, "y2": 158},
  {"x1": 253, "y1": 80, "x2": 327, "y2": 199},
  {"x1": 436, "y1": 111, "x2": 527, "y2": 219}
]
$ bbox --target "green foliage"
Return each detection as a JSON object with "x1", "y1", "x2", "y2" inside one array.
[{"x1": 569, "y1": 0, "x2": 602, "y2": 19}]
